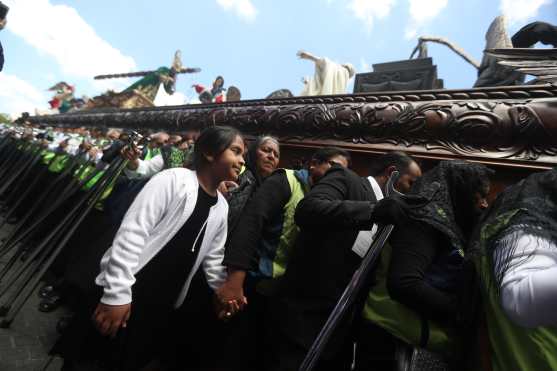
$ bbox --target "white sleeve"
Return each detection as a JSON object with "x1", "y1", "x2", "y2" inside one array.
[
  {"x1": 496, "y1": 232, "x2": 557, "y2": 328},
  {"x1": 67, "y1": 146, "x2": 79, "y2": 156},
  {"x1": 98, "y1": 170, "x2": 175, "y2": 305},
  {"x1": 123, "y1": 154, "x2": 164, "y2": 179},
  {"x1": 203, "y1": 217, "x2": 228, "y2": 291}
]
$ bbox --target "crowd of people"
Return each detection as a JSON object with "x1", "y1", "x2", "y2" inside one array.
[{"x1": 0, "y1": 121, "x2": 555, "y2": 371}]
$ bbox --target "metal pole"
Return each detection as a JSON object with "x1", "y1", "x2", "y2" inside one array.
[
  {"x1": 0, "y1": 153, "x2": 59, "y2": 229},
  {"x1": 0, "y1": 158, "x2": 128, "y2": 327},
  {"x1": 0, "y1": 160, "x2": 110, "y2": 278},
  {"x1": 0, "y1": 155, "x2": 88, "y2": 256},
  {"x1": 0, "y1": 145, "x2": 43, "y2": 198},
  {"x1": 0, "y1": 157, "x2": 123, "y2": 294}
]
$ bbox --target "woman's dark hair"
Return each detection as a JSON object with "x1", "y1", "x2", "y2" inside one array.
[
  {"x1": 449, "y1": 162, "x2": 492, "y2": 234},
  {"x1": 369, "y1": 151, "x2": 415, "y2": 176},
  {"x1": 193, "y1": 126, "x2": 242, "y2": 170},
  {"x1": 311, "y1": 147, "x2": 352, "y2": 167}
]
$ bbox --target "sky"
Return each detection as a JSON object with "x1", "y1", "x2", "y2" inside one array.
[{"x1": 0, "y1": 0, "x2": 556, "y2": 116}]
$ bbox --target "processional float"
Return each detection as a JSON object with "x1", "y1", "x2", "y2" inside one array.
[{"x1": 0, "y1": 16, "x2": 556, "y2": 371}]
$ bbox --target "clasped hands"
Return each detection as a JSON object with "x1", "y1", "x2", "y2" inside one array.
[{"x1": 214, "y1": 280, "x2": 248, "y2": 321}]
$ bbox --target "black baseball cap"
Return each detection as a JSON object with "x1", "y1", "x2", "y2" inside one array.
[{"x1": 0, "y1": 2, "x2": 8, "y2": 20}]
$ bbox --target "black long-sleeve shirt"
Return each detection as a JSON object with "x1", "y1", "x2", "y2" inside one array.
[
  {"x1": 223, "y1": 171, "x2": 291, "y2": 271},
  {"x1": 278, "y1": 166, "x2": 378, "y2": 302},
  {"x1": 271, "y1": 166, "x2": 380, "y2": 351},
  {"x1": 294, "y1": 171, "x2": 375, "y2": 230},
  {"x1": 387, "y1": 220, "x2": 458, "y2": 323}
]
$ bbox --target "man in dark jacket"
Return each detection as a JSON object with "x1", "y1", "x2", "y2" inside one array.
[
  {"x1": 215, "y1": 147, "x2": 352, "y2": 371},
  {"x1": 0, "y1": 2, "x2": 8, "y2": 72},
  {"x1": 267, "y1": 151, "x2": 422, "y2": 371}
]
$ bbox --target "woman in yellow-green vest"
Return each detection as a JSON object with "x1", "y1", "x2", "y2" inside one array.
[
  {"x1": 141, "y1": 131, "x2": 168, "y2": 160},
  {"x1": 470, "y1": 168, "x2": 557, "y2": 371},
  {"x1": 359, "y1": 161, "x2": 492, "y2": 370}
]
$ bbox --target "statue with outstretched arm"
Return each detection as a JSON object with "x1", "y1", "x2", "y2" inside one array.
[{"x1": 297, "y1": 50, "x2": 355, "y2": 96}]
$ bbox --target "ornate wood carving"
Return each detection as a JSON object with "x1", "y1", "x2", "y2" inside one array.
[{"x1": 28, "y1": 84, "x2": 557, "y2": 169}]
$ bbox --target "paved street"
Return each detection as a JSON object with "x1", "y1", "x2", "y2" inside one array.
[{"x1": 0, "y1": 225, "x2": 67, "y2": 370}]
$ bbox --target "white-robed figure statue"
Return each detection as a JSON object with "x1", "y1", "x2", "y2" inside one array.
[{"x1": 297, "y1": 50, "x2": 356, "y2": 96}]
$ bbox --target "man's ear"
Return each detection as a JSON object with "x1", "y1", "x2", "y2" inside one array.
[{"x1": 386, "y1": 165, "x2": 397, "y2": 177}]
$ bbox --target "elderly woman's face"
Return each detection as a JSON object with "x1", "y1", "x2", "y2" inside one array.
[{"x1": 255, "y1": 140, "x2": 280, "y2": 178}]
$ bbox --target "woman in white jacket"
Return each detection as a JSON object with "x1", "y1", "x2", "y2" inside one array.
[{"x1": 55, "y1": 126, "x2": 246, "y2": 371}]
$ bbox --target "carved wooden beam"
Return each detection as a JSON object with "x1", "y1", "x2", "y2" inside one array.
[{"x1": 27, "y1": 84, "x2": 557, "y2": 169}]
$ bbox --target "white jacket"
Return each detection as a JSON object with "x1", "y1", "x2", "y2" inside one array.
[{"x1": 96, "y1": 168, "x2": 228, "y2": 307}]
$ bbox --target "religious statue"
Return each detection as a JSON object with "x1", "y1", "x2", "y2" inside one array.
[
  {"x1": 474, "y1": 16, "x2": 523, "y2": 87},
  {"x1": 192, "y1": 76, "x2": 227, "y2": 103},
  {"x1": 226, "y1": 86, "x2": 242, "y2": 102},
  {"x1": 485, "y1": 21, "x2": 557, "y2": 85},
  {"x1": 47, "y1": 82, "x2": 75, "y2": 114},
  {"x1": 401, "y1": 16, "x2": 556, "y2": 89},
  {"x1": 297, "y1": 50, "x2": 356, "y2": 96},
  {"x1": 266, "y1": 89, "x2": 294, "y2": 99},
  {"x1": 88, "y1": 50, "x2": 200, "y2": 109},
  {"x1": 34, "y1": 82, "x2": 91, "y2": 115}
]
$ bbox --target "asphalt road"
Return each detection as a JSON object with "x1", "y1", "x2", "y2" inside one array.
[{"x1": 0, "y1": 225, "x2": 67, "y2": 371}]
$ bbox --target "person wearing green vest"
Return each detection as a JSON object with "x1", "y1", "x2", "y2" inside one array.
[
  {"x1": 168, "y1": 134, "x2": 182, "y2": 146},
  {"x1": 215, "y1": 147, "x2": 351, "y2": 371},
  {"x1": 44, "y1": 130, "x2": 89, "y2": 174},
  {"x1": 470, "y1": 168, "x2": 557, "y2": 371},
  {"x1": 46, "y1": 139, "x2": 73, "y2": 173},
  {"x1": 359, "y1": 161, "x2": 492, "y2": 370},
  {"x1": 36, "y1": 136, "x2": 118, "y2": 313},
  {"x1": 121, "y1": 132, "x2": 189, "y2": 180},
  {"x1": 141, "y1": 131, "x2": 168, "y2": 160},
  {"x1": 73, "y1": 130, "x2": 174, "y2": 212}
]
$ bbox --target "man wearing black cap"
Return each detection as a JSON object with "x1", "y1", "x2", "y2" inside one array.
[{"x1": 0, "y1": 2, "x2": 8, "y2": 72}]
